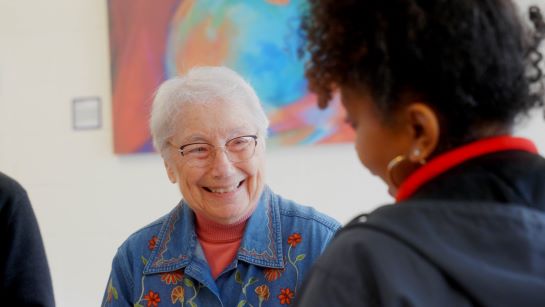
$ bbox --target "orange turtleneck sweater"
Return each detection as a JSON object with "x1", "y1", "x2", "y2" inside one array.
[{"x1": 194, "y1": 209, "x2": 255, "y2": 279}]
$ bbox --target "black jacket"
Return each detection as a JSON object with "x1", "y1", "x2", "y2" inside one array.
[
  {"x1": 295, "y1": 151, "x2": 545, "y2": 306},
  {"x1": 0, "y1": 172, "x2": 55, "y2": 306}
]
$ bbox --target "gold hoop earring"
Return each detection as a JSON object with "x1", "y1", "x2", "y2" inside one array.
[{"x1": 386, "y1": 155, "x2": 426, "y2": 189}]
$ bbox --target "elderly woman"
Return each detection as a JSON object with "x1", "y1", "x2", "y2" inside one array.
[
  {"x1": 295, "y1": 0, "x2": 545, "y2": 306},
  {"x1": 101, "y1": 66, "x2": 340, "y2": 307}
]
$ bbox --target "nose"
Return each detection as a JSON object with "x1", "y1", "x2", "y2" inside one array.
[{"x1": 209, "y1": 147, "x2": 235, "y2": 176}]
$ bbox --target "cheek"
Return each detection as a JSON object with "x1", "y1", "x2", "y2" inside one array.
[
  {"x1": 177, "y1": 165, "x2": 203, "y2": 190},
  {"x1": 239, "y1": 159, "x2": 260, "y2": 179},
  {"x1": 354, "y1": 128, "x2": 375, "y2": 166},
  {"x1": 245, "y1": 150, "x2": 265, "y2": 177},
  {"x1": 241, "y1": 157, "x2": 266, "y2": 196},
  {"x1": 354, "y1": 126, "x2": 390, "y2": 177}
]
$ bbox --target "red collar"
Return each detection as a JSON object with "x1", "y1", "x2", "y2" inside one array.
[{"x1": 396, "y1": 135, "x2": 538, "y2": 202}]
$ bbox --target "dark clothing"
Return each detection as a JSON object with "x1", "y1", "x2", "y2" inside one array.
[
  {"x1": 0, "y1": 172, "x2": 55, "y2": 307},
  {"x1": 295, "y1": 151, "x2": 545, "y2": 307}
]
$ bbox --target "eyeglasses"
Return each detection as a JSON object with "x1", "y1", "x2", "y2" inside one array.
[{"x1": 171, "y1": 135, "x2": 258, "y2": 167}]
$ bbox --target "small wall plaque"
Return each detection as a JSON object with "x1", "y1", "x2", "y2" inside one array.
[{"x1": 72, "y1": 97, "x2": 101, "y2": 130}]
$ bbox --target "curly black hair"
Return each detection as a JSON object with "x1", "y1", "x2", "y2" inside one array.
[{"x1": 301, "y1": 0, "x2": 545, "y2": 150}]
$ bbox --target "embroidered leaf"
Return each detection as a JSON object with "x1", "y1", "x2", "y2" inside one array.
[
  {"x1": 141, "y1": 256, "x2": 148, "y2": 266},
  {"x1": 237, "y1": 299, "x2": 247, "y2": 307},
  {"x1": 189, "y1": 301, "x2": 198, "y2": 307},
  {"x1": 248, "y1": 277, "x2": 258, "y2": 285},
  {"x1": 295, "y1": 254, "x2": 306, "y2": 261},
  {"x1": 235, "y1": 271, "x2": 243, "y2": 284},
  {"x1": 134, "y1": 304, "x2": 144, "y2": 307},
  {"x1": 184, "y1": 278, "x2": 195, "y2": 288},
  {"x1": 107, "y1": 278, "x2": 119, "y2": 301}
]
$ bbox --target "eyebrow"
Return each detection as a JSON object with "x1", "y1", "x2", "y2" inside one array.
[{"x1": 180, "y1": 135, "x2": 209, "y2": 144}]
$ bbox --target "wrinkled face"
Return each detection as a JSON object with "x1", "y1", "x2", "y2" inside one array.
[
  {"x1": 341, "y1": 88, "x2": 412, "y2": 195},
  {"x1": 164, "y1": 101, "x2": 266, "y2": 225}
]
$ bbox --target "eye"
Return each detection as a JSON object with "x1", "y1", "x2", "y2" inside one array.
[
  {"x1": 228, "y1": 137, "x2": 251, "y2": 151},
  {"x1": 182, "y1": 144, "x2": 210, "y2": 157},
  {"x1": 189, "y1": 146, "x2": 209, "y2": 153},
  {"x1": 232, "y1": 138, "x2": 248, "y2": 145}
]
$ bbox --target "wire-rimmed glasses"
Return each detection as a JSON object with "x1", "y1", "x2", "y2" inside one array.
[{"x1": 171, "y1": 135, "x2": 258, "y2": 167}]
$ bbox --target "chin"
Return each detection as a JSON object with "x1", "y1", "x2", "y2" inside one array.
[{"x1": 387, "y1": 186, "x2": 396, "y2": 197}]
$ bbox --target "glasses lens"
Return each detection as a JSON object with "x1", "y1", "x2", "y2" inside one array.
[
  {"x1": 182, "y1": 143, "x2": 213, "y2": 167},
  {"x1": 226, "y1": 136, "x2": 256, "y2": 162}
]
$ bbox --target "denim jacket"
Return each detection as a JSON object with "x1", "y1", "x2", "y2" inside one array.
[{"x1": 102, "y1": 186, "x2": 340, "y2": 307}]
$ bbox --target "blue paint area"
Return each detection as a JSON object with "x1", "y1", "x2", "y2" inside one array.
[
  {"x1": 166, "y1": 0, "x2": 308, "y2": 107},
  {"x1": 161, "y1": 0, "x2": 348, "y2": 145},
  {"x1": 237, "y1": 43, "x2": 306, "y2": 106}
]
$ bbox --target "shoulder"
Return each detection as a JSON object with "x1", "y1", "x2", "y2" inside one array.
[
  {"x1": 270, "y1": 190, "x2": 341, "y2": 233},
  {"x1": 0, "y1": 172, "x2": 33, "y2": 219},
  {"x1": 294, "y1": 208, "x2": 430, "y2": 307},
  {"x1": 316, "y1": 206, "x2": 419, "y2": 270},
  {"x1": 0, "y1": 172, "x2": 28, "y2": 204},
  {"x1": 294, "y1": 219, "x2": 384, "y2": 306},
  {"x1": 114, "y1": 207, "x2": 174, "y2": 262},
  {"x1": 0, "y1": 172, "x2": 24, "y2": 192}
]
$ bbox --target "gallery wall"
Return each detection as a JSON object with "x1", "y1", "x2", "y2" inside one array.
[{"x1": 0, "y1": 0, "x2": 543, "y2": 306}]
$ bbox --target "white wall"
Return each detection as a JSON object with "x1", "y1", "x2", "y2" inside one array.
[{"x1": 0, "y1": 1, "x2": 543, "y2": 306}]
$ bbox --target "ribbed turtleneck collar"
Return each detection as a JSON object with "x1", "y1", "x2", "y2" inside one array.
[{"x1": 194, "y1": 206, "x2": 256, "y2": 243}]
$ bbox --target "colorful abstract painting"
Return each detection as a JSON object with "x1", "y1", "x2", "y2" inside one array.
[{"x1": 108, "y1": 0, "x2": 353, "y2": 154}]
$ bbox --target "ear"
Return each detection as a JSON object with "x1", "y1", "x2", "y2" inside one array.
[
  {"x1": 405, "y1": 103, "x2": 440, "y2": 162},
  {"x1": 164, "y1": 160, "x2": 177, "y2": 183}
]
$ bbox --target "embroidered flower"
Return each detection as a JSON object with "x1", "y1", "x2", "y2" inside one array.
[
  {"x1": 287, "y1": 233, "x2": 302, "y2": 247},
  {"x1": 148, "y1": 235, "x2": 158, "y2": 251},
  {"x1": 255, "y1": 284, "x2": 270, "y2": 301},
  {"x1": 264, "y1": 267, "x2": 284, "y2": 282},
  {"x1": 171, "y1": 286, "x2": 185, "y2": 304},
  {"x1": 161, "y1": 270, "x2": 184, "y2": 285},
  {"x1": 278, "y1": 288, "x2": 294, "y2": 305},
  {"x1": 143, "y1": 290, "x2": 161, "y2": 307}
]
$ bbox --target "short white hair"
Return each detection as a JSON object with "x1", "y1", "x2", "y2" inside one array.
[{"x1": 150, "y1": 66, "x2": 269, "y2": 157}]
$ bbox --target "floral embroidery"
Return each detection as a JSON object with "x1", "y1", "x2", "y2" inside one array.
[
  {"x1": 287, "y1": 233, "x2": 302, "y2": 247},
  {"x1": 106, "y1": 278, "x2": 118, "y2": 302},
  {"x1": 235, "y1": 270, "x2": 259, "y2": 306},
  {"x1": 184, "y1": 277, "x2": 202, "y2": 307},
  {"x1": 148, "y1": 235, "x2": 158, "y2": 251},
  {"x1": 143, "y1": 290, "x2": 161, "y2": 307},
  {"x1": 133, "y1": 276, "x2": 147, "y2": 307},
  {"x1": 263, "y1": 267, "x2": 284, "y2": 282},
  {"x1": 171, "y1": 286, "x2": 185, "y2": 305},
  {"x1": 99, "y1": 186, "x2": 339, "y2": 306},
  {"x1": 286, "y1": 233, "x2": 306, "y2": 291},
  {"x1": 255, "y1": 284, "x2": 270, "y2": 307},
  {"x1": 278, "y1": 288, "x2": 294, "y2": 305},
  {"x1": 161, "y1": 270, "x2": 184, "y2": 285}
]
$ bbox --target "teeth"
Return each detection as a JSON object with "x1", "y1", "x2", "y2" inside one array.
[{"x1": 209, "y1": 185, "x2": 238, "y2": 193}]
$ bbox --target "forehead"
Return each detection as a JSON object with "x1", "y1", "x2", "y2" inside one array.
[{"x1": 173, "y1": 101, "x2": 258, "y2": 142}]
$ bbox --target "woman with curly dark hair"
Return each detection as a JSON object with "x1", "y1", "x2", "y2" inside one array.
[{"x1": 295, "y1": 0, "x2": 545, "y2": 306}]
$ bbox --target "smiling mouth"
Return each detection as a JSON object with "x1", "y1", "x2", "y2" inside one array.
[{"x1": 203, "y1": 180, "x2": 244, "y2": 193}]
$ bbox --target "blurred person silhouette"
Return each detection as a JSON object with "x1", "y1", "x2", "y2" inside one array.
[
  {"x1": 295, "y1": 0, "x2": 545, "y2": 306},
  {"x1": 0, "y1": 172, "x2": 55, "y2": 306}
]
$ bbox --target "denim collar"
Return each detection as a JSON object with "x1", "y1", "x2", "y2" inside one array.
[{"x1": 143, "y1": 186, "x2": 284, "y2": 275}]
